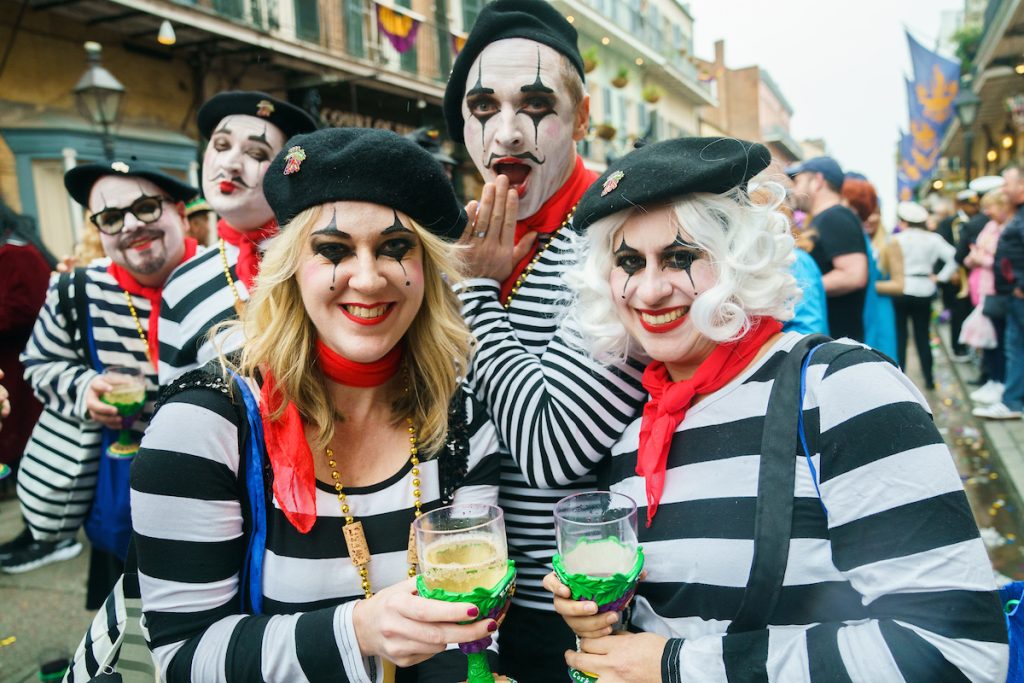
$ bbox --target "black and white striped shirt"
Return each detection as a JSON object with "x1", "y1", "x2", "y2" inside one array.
[
  {"x1": 457, "y1": 224, "x2": 647, "y2": 609},
  {"x1": 158, "y1": 241, "x2": 246, "y2": 384},
  {"x1": 608, "y1": 333, "x2": 1007, "y2": 681},
  {"x1": 18, "y1": 261, "x2": 158, "y2": 538},
  {"x1": 131, "y1": 378, "x2": 503, "y2": 682}
]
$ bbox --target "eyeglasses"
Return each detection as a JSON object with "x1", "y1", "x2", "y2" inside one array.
[{"x1": 89, "y1": 195, "x2": 170, "y2": 235}]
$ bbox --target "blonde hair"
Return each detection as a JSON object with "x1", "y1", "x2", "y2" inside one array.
[{"x1": 216, "y1": 204, "x2": 471, "y2": 456}]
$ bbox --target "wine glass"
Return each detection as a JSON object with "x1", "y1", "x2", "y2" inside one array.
[
  {"x1": 554, "y1": 491, "x2": 642, "y2": 683},
  {"x1": 100, "y1": 366, "x2": 147, "y2": 459},
  {"x1": 414, "y1": 503, "x2": 514, "y2": 683}
]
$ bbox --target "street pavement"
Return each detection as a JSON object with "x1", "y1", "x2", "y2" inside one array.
[{"x1": 0, "y1": 322, "x2": 1021, "y2": 681}]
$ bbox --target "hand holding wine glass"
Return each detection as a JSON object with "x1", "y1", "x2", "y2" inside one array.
[
  {"x1": 414, "y1": 503, "x2": 516, "y2": 683},
  {"x1": 98, "y1": 365, "x2": 147, "y2": 458}
]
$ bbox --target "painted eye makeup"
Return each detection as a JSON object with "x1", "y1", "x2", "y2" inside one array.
[
  {"x1": 662, "y1": 249, "x2": 701, "y2": 271},
  {"x1": 313, "y1": 240, "x2": 350, "y2": 264},
  {"x1": 615, "y1": 253, "x2": 645, "y2": 276},
  {"x1": 378, "y1": 238, "x2": 415, "y2": 261}
]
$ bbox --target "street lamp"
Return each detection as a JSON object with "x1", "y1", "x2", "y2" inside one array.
[
  {"x1": 73, "y1": 42, "x2": 125, "y2": 160},
  {"x1": 954, "y1": 84, "x2": 982, "y2": 183}
]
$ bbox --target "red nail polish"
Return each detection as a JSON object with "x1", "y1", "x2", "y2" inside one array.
[
  {"x1": 487, "y1": 620, "x2": 498, "y2": 632},
  {"x1": 467, "y1": 607, "x2": 479, "y2": 617}
]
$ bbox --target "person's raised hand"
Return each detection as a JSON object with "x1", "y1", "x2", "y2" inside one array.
[
  {"x1": 85, "y1": 375, "x2": 123, "y2": 429},
  {"x1": 55, "y1": 255, "x2": 78, "y2": 273},
  {"x1": 352, "y1": 578, "x2": 498, "y2": 668},
  {"x1": 458, "y1": 175, "x2": 536, "y2": 283}
]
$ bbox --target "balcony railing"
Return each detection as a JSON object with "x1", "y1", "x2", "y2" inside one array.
[{"x1": 192, "y1": 0, "x2": 453, "y2": 84}]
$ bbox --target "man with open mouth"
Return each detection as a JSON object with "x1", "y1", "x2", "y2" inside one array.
[
  {"x1": 7, "y1": 160, "x2": 197, "y2": 608},
  {"x1": 157, "y1": 90, "x2": 318, "y2": 383},
  {"x1": 443, "y1": 1, "x2": 648, "y2": 679}
]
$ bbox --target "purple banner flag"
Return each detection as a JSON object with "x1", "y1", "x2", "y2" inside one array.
[{"x1": 377, "y1": 3, "x2": 421, "y2": 54}]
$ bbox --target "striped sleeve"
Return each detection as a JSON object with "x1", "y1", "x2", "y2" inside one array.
[
  {"x1": 158, "y1": 245, "x2": 246, "y2": 384},
  {"x1": 456, "y1": 276, "x2": 646, "y2": 488},
  {"x1": 20, "y1": 272, "x2": 97, "y2": 420},
  {"x1": 667, "y1": 346, "x2": 1008, "y2": 682},
  {"x1": 132, "y1": 388, "x2": 368, "y2": 683}
]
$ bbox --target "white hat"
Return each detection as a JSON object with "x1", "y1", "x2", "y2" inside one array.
[
  {"x1": 969, "y1": 175, "x2": 1005, "y2": 195},
  {"x1": 956, "y1": 189, "x2": 979, "y2": 202},
  {"x1": 897, "y1": 201, "x2": 929, "y2": 224}
]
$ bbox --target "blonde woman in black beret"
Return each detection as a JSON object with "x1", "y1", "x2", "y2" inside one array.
[
  {"x1": 543, "y1": 137, "x2": 1007, "y2": 682},
  {"x1": 130, "y1": 128, "x2": 512, "y2": 682}
]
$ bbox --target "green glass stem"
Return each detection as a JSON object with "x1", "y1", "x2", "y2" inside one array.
[
  {"x1": 116, "y1": 429, "x2": 135, "y2": 447},
  {"x1": 466, "y1": 652, "x2": 493, "y2": 683}
]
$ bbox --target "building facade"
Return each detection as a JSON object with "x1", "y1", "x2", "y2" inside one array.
[
  {"x1": 548, "y1": 0, "x2": 715, "y2": 169},
  {"x1": 0, "y1": 0, "x2": 480, "y2": 255}
]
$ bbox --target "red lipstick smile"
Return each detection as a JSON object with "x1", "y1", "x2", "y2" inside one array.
[
  {"x1": 638, "y1": 306, "x2": 689, "y2": 333},
  {"x1": 339, "y1": 302, "x2": 395, "y2": 326},
  {"x1": 219, "y1": 180, "x2": 237, "y2": 194}
]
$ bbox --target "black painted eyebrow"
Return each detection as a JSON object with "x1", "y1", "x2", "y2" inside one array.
[
  {"x1": 467, "y1": 85, "x2": 495, "y2": 98},
  {"x1": 671, "y1": 233, "x2": 700, "y2": 249},
  {"x1": 212, "y1": 124, "x2": 232, "y2": 136},
  {"x1": 614, "y1": 236, "x2": 634, "y2": 254},
  {"x1": 248, "y1": 127, "x2": 270, "y2": 146},
  {"x1": 312, "y1": 228, "x2": 350, "y2": 238},
  {"x1": 382, "y1": 211, "x2": 414, "y2": 235},
  {"x1": 520, "y1": 83, "x2": 554, "y2": 94}
]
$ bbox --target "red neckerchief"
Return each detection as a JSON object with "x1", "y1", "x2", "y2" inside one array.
[
  {"x1": 218, "y1": 218, "x2": 278, "y2": 289},
  {"x1": 107, "y1": 238, "x2": 198, "y2": 368},
  {"x1": 500, "y1": 155, "x2": 598, "y2": 302},
  {"x1": 260, "y1": 342, "x2": 405, "y2": 533},
  {"x1": 317, "y1": 339, "x2": 404, "y2": 387},
  {"x1": 637, "y1": 317, "x2": 782, "y2": 527}
]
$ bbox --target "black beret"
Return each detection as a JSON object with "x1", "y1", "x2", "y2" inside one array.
[
  {"x1": 64, "y1": 160, "x2": 198, "y2": 208},
  {"x1": 263, "y1": 128, "x2": 467, "y2": 240},
  {"x1": 573, "y1": 137, "x2": 773, "y2": 231},
  {"x1": 197, "y1": 91, "x2": 318, "y2": 140},
  {"x1": 444, "y1": 0, "x2": 584, "y2": 144}
]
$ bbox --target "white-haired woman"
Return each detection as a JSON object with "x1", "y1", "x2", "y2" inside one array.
[
  {"x1": 129, "y1": 128, "x2": 507, "y2": 682},
  {"x1": 543, "y1": 137, "x2": 1008, "y2": 682}
]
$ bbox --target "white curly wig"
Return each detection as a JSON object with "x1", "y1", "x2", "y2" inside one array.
[{"x1": 566, "y1": 181, "x2": 799, "y2": 365}]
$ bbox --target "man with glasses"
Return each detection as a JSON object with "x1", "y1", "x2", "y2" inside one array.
[
  {"x1": 1, "y1": 162, "x2": 196, "y2": 590},
  {"x1": 157, "y1": 91, "x2": 317, "y2": 383}
]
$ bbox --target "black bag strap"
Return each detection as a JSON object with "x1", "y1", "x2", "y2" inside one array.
[
  {"x1": 56, "y1": 267, "x2": 91, "y2": 362},
  {"x1": 728, "y1": 334, "x2": 830, "y2": 634}
]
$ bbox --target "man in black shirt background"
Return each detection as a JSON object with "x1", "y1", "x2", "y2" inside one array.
[{"x1": 788, "y1": 156, "x2": 869, "y2": 340}]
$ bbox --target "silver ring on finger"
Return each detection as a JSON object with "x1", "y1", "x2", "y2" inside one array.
[{"x1": 474, "y1": 230, "x2": 487, "y2": 238}]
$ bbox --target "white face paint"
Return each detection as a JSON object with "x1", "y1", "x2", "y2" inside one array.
[
  {"x1": 462, "y1": 39, "x2": 582, "y2": 220},
  {"x1": 201, "y1": 114, "x2": 286, "y2": 231},
  {"x1": 89, "y1": 175, "x2": 187, "y2": 285}
]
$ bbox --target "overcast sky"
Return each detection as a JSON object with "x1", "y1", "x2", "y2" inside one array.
[{"x1": 687, "y1": 0, "x2": 963, "y2": 223}]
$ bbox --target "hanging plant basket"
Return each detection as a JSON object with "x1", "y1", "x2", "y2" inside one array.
[
  {"x1": 642, "y1": 85, "x2": 662, "y2": 104},
  {"x1": 595, "y1": 123, "x2": 617, "y2": 141},
  {"x1": 583, "y1": 48, "x2": 599, "y2": 74}
]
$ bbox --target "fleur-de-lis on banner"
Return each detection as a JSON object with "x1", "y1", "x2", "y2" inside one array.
[{"x1": 916, "y1": 66, "x2": 958, "y2": 124}]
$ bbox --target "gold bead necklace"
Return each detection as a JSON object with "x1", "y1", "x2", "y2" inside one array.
[
  {"x1": 327, "y1": 417, "x2": 422, "y2": 599},
  {"x1": 219, "y1": 239, "x2": 245, "y2": 316},
  {"x1": 123, "y1": 290, "x2": 154, "y2": 369},
  {"x1": 503, "y1": 206, "x2": 576, "y2": 309}
]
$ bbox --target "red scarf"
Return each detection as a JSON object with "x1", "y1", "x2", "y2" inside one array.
[
  {"x1": 637, "y1": 317, "x2": 782, "y2": 527},
  {"x1": 218, "y1": 218, "x2": 278, "y2": 289},
  {"x1": 500, "y1": 155, "x2": 598, "y2": 301},
  {"x1": 260, "y1": 342, "x2": 405, "y2": 533},
  {"x1": 107, "y1": 238, "x2": 198, "y2": 368}
]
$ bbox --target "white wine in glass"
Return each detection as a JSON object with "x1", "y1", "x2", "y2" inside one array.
[{"x1": 416, "y1": 503, "x2": 508, "y2": 593}]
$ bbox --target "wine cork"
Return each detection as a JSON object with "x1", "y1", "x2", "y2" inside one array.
[{"x1": 343, "y1": 521, "x2": 371, "y2": 566}]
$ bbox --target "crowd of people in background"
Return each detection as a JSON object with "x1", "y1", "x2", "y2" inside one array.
[{"x1": 0, "y1": 1, "x2": 1015, "y2": 680}]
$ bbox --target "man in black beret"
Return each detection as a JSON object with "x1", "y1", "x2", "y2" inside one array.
[
  {"x1": 157, "y1": 91, "x2": 318, "y2": 383},
  {"x1": 443, "y1": 2, "x2": 647, "y2": 680},
  {"x1": 405, "y1": 127, "x2": 458, "y2": 181},
  {"x1": 5, "y1": 161, "x2": 198, "y2": 602}
]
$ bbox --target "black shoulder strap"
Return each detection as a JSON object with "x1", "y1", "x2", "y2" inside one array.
[
  {"x1": 438, "y1": 392, "x2": 471, "y2": 504},
  {"x1": 728, "y1": 333, "x2": 830, "y2": 634},
  {"x1": 72, "y1": 267, "x2": 90, "y2": 360}
]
